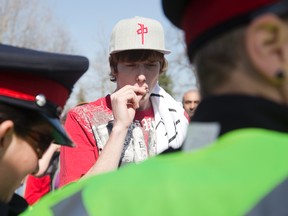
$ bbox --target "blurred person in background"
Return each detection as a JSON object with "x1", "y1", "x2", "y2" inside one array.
[
  {"x1": 182, "y1": 88, "x2": 201, "y2": 120},
  {"x1": 24, "y1": 143, "x2": 60, "y2": 205}
]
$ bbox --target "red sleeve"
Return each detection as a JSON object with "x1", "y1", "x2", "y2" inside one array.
[
  {"x1": 59, "y1": 109, "x2": 99, "y2": 187},
  {"x1": 184, "y1": 111, "x2": 191, "y2": 122},
  {"x1": 24, "y1": 175, "x2": 51, "y2": 205}
]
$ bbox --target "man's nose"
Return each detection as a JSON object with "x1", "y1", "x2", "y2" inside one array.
[
  {"x1": 190, "y1": 103, "x2": 196, "y2": 109},
  {"x1": 136, "y1": 73, "x2": 146, "y2": 83},
  {"x1": 136, "y1": 63, "x2": 148, "y2": 81}
]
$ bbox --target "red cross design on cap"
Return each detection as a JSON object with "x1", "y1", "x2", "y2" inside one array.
[{"x1": 136, "y1": 23, "x2": 148, "y2": 44}]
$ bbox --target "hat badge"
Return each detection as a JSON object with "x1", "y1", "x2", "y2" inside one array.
[
  {"x1": 136, "y1": 23, "x2": 148, "y2": 44},
  {"x1": 35, "y1": 94, "x2": 46, "y2": 107}
]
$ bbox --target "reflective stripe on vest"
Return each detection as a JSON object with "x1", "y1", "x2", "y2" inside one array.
[
  {"x1": 51, "y1": 191, "x2": 89, "y2": 216},
  {"x1": 246, "y1": 178, "x2": 288, "y2": 216}
]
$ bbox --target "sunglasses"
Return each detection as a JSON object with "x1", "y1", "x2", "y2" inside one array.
[{"x1": 16, "y1": 125, "x2": 54, "y2": 159}]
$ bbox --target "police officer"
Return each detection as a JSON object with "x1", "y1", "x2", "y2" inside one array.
[
  {"x1": 21, "y1": 0, "x2": 288, "y2": 215},
  {"x1": 0, "y1": 44, "x2": 88, "y2": 215}
]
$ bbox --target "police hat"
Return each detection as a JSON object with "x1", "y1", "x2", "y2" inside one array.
[
  {"x1": 0, "y1": 44, "x2": 89, "y2": 147},
  {"x1": 162, "y1": 0, "x2": 288, "y2": 60}
]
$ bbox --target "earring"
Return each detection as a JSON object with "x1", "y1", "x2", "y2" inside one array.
[{"x1": 275, "y1": 70, "x2": 285, "y2": 79}]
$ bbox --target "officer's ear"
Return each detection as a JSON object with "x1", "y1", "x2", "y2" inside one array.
[
  {"x1": 246, "y1": 14, "x2": 288, "y2": 82},
  {"x1": 0, "y1": 120, "x2": 14, "y2": 148}
]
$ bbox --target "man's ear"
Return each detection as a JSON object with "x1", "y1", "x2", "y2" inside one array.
[
  {"x1": 0, "y1": 120, "x2": 14, "y2": 146},
  {"x1": 246, "y1": 14, "x2": 288, "y2": 82}
]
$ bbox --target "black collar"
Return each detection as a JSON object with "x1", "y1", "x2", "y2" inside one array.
[
  {"x1": 192, "y1": 95, "x2": 288, "y2": 136},
  {"x1": 0, "y1": 193, "x2": 28, "y2": 216}
]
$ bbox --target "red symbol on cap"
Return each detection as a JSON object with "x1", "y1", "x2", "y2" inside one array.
[{"x1": 137, "y1": 23, "x2": 148, "y2": 44}]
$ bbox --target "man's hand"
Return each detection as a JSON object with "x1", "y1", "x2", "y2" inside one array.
[{"x1": 110, "y1": 85, "x2": 148, "y2": 129}]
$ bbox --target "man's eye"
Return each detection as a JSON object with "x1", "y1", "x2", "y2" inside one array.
[
  {"x1": 146, "y1": 63, "x2": 157, "y2": 67},
  {"x1": 126, "y1": 64, "x2": 136, "y2": 67}
]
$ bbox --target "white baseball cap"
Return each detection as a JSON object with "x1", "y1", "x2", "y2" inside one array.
[{"x1": 109, "y1": 16, "x2": 171, "y2": 55}]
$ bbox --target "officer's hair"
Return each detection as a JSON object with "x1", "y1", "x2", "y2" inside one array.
[
  {"x1": 109, "y1": 50, "x2": 168, "y2": 82},
  {"x1": 0, "y1": 103, "x2": 45, "y2": 139},
  {"x1": 193, "y1": 25, "x2": 259, "y2": 97}
]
